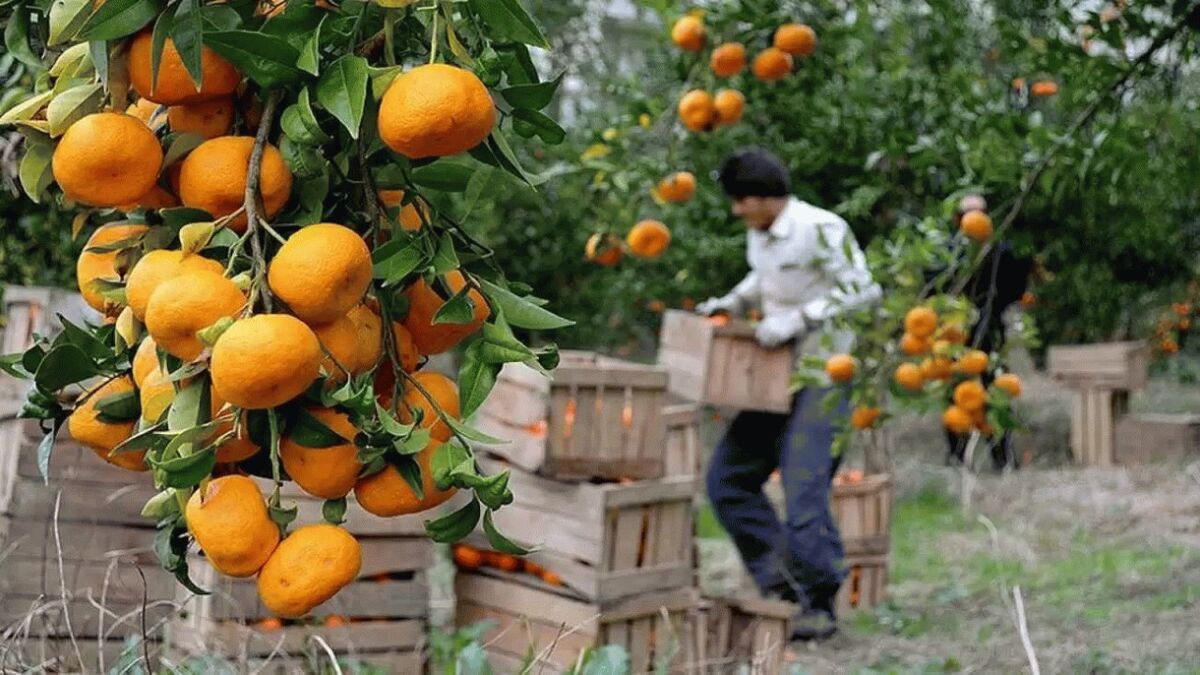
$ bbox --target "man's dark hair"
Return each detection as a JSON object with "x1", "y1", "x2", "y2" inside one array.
[{"x1": 716, "y1": 148, "x2": 791, "y2": 198}]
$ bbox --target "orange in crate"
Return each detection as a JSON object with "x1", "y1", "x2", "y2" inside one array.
[
  {"x1": 541, "y1": 570, "x2": 563, "y2": 587},
  {"x1": 492, "y1": 553, "x2": 521, "y2": 572},
  {"x1": 453, "y1": 545, "x2": 484, "y2": 570},
  {"x1": 257, "y1": 617, "x2": 283, "y2": 631},
  {"x1": 324, "y1": 615, "x2": 347, "y2": 627}
]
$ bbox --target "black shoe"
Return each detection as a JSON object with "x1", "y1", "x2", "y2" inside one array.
[{"x1": 790, "y1": 608, "x2": 837, "y2": 642}]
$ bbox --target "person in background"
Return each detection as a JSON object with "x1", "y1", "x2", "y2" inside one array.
[
  {"x1": 947, "y1": 194, "x2": 1033, "y2": 469},
  {"x1": 697, "y1": 148, "x2": 881, "y2": 641}
]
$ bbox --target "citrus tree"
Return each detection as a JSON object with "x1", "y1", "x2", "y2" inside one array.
[{"x1": 0, "y1": 0, "x2": 570, "y2": 611}]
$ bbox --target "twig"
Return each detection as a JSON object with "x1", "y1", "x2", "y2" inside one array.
[
  {"x1": 952, "y1": 10, "x2": 1194, "y2": 295},
  {"x1": 309, "y1": 635, "x2": 344, "y2": 675},
  {"x1": 243, "y1": 90, "x2": 284, "y2": 313},
  {"x1": 1012, "y1": 586, "x2": 1040, "y2": 675},
  {"x1": 51, "y1": 493, "x2": 85, "y2": 672}
]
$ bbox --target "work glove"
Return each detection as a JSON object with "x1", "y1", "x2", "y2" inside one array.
[
  {"x1": 696, "y1": 295, "x2": 741, "y2": 317},
  {"x1": 755, "y1": 312, "x2": 804, "y2": 348}
]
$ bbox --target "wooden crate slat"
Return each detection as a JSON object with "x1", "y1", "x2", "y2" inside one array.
[
  {"x1": 1047, "y1": 341, "x2": 1148, "y2": 389},
  {"x1": 357, "y1": 537, "x2": 434, "y2": 576},
  {"x1": 0, "y1": 597, "x2": 181, "y2": 639},
  {"x1": 1115, "y1": 413, "x2": 1200, "y2": 463},
  {"x1": 168, "y1": 619, "x2": 424, "y2": 655},
  {"x1": 0, "y1": 636, "x2": 162, "y2": 673},
  {"x1": 1, "y1": 558, "x2": 176, "y2": 603},
  {"x1": 199, "y1": 572, "x2": 429, "y2": 621},
  {"x1": 601, "y1": 475, "x2": 697, "y2": 509},
  {"x1": 836, "y1": 554, "x2": 888, "y2": 616},
  {"x1": 457, "y1": 603, "x2": 596, "y2": 658},
  {"x1": 247, "y1": 650, "x2": 423, "y2": 674},
  {"x1": 663, "y1": 404, "x2": 700, "y2": 478},
  {"x1": 1, "y1": 518, "x2": 157, "y2": 562}
]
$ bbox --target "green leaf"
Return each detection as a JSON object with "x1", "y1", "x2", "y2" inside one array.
[
  {"x1": 48, "y1": 0, "x2": 94, "y2": 46},
  {"x1": 511, "y1": 109, "x2": 565, "y2": 144},
  {"x1": 394, "y1": 454, "x2": 425, "y2": 501},
  {"x1": 479, "y1": 317, "x2": 536, "y2": 364},
  {"x1": 478, "y1": 278, "x2": 573, "y2": 330},
  {"x1": 432, "y1": 288, "x2": 476, "y2": 325},
  {"x1": 89, "y1": 41, "x2": 109, "y2": 84},
  {"x1": 580, "y1": 646, "x2": 631, "y2": 675},
  {"x1": 5, "y1": 7, "x2": 44, "y2": 71},
  {"x1": 280, "y1": 135, "x2": 325, "y2": 179},
  {"x1": 369, "y1": 65, "x2": 402, "y2": 100},
  {"x1": 94, "y1": 389, "x2": 140, "y2": 422},
  {"x1": 36, "y1": 422, "x2": 61, "y2": 484},
  {"x1": 46, "y1": 83, "x2": 105, "y2": 137},
  {"x1": 431, "y1": 441, "x2": 471, "y2": 491},
  {"x1": 467, "y1": 0, "x2": 549, "y2": 48},
  {"x1": 199, "y1": 4, "x2": 239, "y2": 31},
  {"x1": 162, "y1": 132, "x2": 205, "y2": 168},
  {"x1": 322, "y1": 497, "x2": 347, "y2": 525},
  {"x1": 151, "y1": 12, "x2": 173, "y2": 91},
  {"x1": 270, "y1": 503, "x2": 299, "y2": 531},
  {"x1": 457, "y1": 341, "x2": 498, "y2": 419},
  {"x1": 204, "y1": 30, "x2": 305, "y2": 88},
  {"x1": 35, "y1": 345, "x2": 100, "y2": 391},
  {"x1": 112, "y1": 420, "x2": 166, "y2": 454},
  {"x1": 430, "y1": 232, "x2": 460, "y2": 275},
  {"x1": 394, "y1": 428, "x2": 431, "y2": 456},
  {"x1": 288, "y1": 407, "x2": 347, "y2": 448},
  {"x1": 424, "y1": 496, "x2": 480, "y2": 543},
  {"x1": 499, "y1": 74, "x2": 562, "y2": 110},
  {"x1": 58, "y1": 316, "x2": 112, "y2": 361},
  {"x1": 461, "y1": 165, "x2": 498, "y2": 217},
  {"x1": 411, "y1": 160, "x2": 477, "y2": 192},
  {"x1": 79, "y1": 0, "x2": 159, "y2": 41},
  {"x1": 155, "y1": 448, "x2": 216, "y2": 488},
  {"x1": 0, "y1": 91, "x2": 54, "y2": 125},
  {"x1": 50, "y1": 43, "x2": 95, "y2": 78},
  {"x1": 445, "y1": 416, "x2": 508, "y2": 446},
  {"x1": 170, "y1": 0, "x2": 204, "y2": 88},
  {"x1": 486, "y1": 131, "x2": 537, "y2": 185},
  {"x1": 167, "y1": 379, "x2": 208, "y2": 432},
  {"x1": 462, "y1": 471, "x2": 513, "y2": 510},
  {"x1": 18, "y1": 138, "x2": 54, "y2": 204},
  {"x1": 316, "y1": 55, "x2": 367, "y2": 138},
  {"x1": 372, "y1": 238, "x2": 425, "y2": 286},
  {"x1": 483, "y1": 509, "x2": 532, "y2": 554},
  {"x1": 296, "y1": 16, "x2": 324, "y2": 76}
]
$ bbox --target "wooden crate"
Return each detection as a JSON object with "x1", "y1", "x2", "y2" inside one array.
[
  {"x1": 474, "y1": 351, "x2": 669, "y2": 481},
  {"x1": 658, "y1": 310, "x2": 793, "y2": 414},
  {"x1": 705, "y1": 595, "x2": 792, "y2": 674},
  {"x1": 1066, "y1": 386, "x2": 1129, "y2": 467},
  {"x1": 477, "y1": 458, "x2": 695, "y2": 603},
  {"x1": 835, "y1": 554, "x2": 888, "y2": 616},
  {"x1": 663, "y1": 403, "x2": 701, "y2": 478},
  {"x1": 831, "y1": 474, "x2": 892, "y2": 556},
  {"x1": 455, "y1": 572, "x2": 707, "y2": 674},
  {"x1": 1047, "y1": 341, "x2": 1148, "y2": 390},
  {"x1": 1115, "y1": 413, "x2": 1200, "y2": 464}
]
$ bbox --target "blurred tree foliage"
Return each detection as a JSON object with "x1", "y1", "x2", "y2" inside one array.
[{"x1": 477, "y1": 0, "x2": 1200, "y2": 354}]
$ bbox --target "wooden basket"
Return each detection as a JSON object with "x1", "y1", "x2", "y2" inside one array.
[
  {"x1": 831, "y1": 473, "x2": 892, "y2": 556},
  {"x1": 474, "y1": 351, "x2": 670, "y2": 481},
  {"x1": 477, "y1": 458, "x2": 695, "y2": 603},
  {"x1": 455, "y1": 571, "x2": 707, "y2": 674},
  {"x1": 705, "y1": 595, "x2": 792, "y2": 674},
  {"x1": 835, "y1": 554, "x2": 888, "y2": 616},
  {"x1": 658, "y1": 310, "x2": 793, "y2": 414},
  {"x1": 663, "y1": 403, "x2": 701, "y2": 479}
]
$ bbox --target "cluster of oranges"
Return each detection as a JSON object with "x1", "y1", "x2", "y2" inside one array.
[
  {"x1": 1152, "y1": 301, "x2": 1195, "y2": 355},
  {"x1": 825, "y1": 305, "x2": 1022, "y2": 436},
  {"x1": 452, "y1": 544, "x2": 563, "y2": 587},
  {"x1": 585, "y1": 218, "x2": 672, "y2": 267},
  {"x1": 56, "y1": 23, "x2": 504, "y2": 617},
  {"x1": 1012, "y1": 78, "x2": 1060, "y2": 98},
  {"x1": 671, "y1": 17, "x2": 817, "y2": 132}
]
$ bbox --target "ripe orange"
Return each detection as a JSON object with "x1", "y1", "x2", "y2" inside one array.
[
  {"x1": 378, "y1": 64, "x2": 495, "y2": 159},
  {"x1": 825, "y1": 354, "x2": 856, "y2": 382},
  {"x1": 168, "y1": 97, "x2": 235, "y2": 139},
  {"x1": 372, "y1": 321, "x2": 421, "y2": 398},
  {"x1": 904, "y1": 306, "x2": 938, "y2": 339},
  {"x1": 943, "y1": 405, "x2": 973, "y2": 434},
  {"x1": 1161, "y1": 338, "x2": 1180, "y2": 354},
  {"x1": 52, "y1": 113, "x2": 164, "y2": 208},
  {"x1": 960, "y1": 210, "x2": 993, "y2": 241},
  {"x1": 354, "y1": 443, "x2": 457, "y2": 517},
  {"x1": 1020, "y1": 291, "x2": 1036, "y2": 308},
  {"x1": 76, "y1": 224, "x2": 149, "y2": 312},
  {"x1": 939, "y1": 323, "x2": 968, "y2": 345},
  {"x1": 126, "y1": 98, "x2": 166, "y2": 130},
  {"x1": 398, "y1": 371, "x2": 459, "y2": 443},
  {"x1": 402, "y1": 271, "x2": 490, "y2": 355},
  {"x1": 710, "y1": 42, "x2": 746, "y2": 77},
  {"x1": 774, "y1": 23, "x2": 818, "y2": 56},
  {"x1": 117, "y1": 184, "x2": 180, "y2": 213},
  {"x1": 895, "y1": 363, "x2": 924, "y2": 392},
  {"x1": 268, "y1": 223, "x2": 372, "y2": 324},
  {"x1": 585, "y1": 233, "x2": 622, "y2": 266},
  {"x1": 542, "y1": 570, "x2": 563, "y2": 586},
  {"x1": 125, "y1": 250, "x2": 225, "y2": 321},
  {"x1": 280, "y1": 407, "x2": 362, "y2": 500},
  {"x1": 850, "y1": 406, "x2": 881, "y2": 430},
  {"x1": 211, "y1": 411, "x2": 260, "y2": 464},
  {"x1": 953, "y1": 380, "x2": 987, "y2": 412},
  {"x1": 713, "y1": 89, "x2": 746, "y2": 126},
  {"x1": 921, "y1": 357, "x2": 954, "y2": 381},
  {"x1": 493, "y1": 554, "x2": 521, "y2": 572},
  {"x1": 257, "y1": 524, "x2": 361, "y2": 618},
  {"x1": 138, "y1": 367, "x2": 176, "y2": 424},
  {"x1": 657, "y1": 172, "x2": 696, "y2": 203},
  {"x1": 994, "y1": 373, "x2": 1022, "y2": 398},
  {"x1": 347, "y1": 304, "x2": 384, "y2": 374},
  {"x1": 1030, "y1": 80, "x2": 1058, "y2": 97},
  {"x1": 899, "y1": 332, "x2": 931, "y2": 356},
  {"x1": 1173, "y1": 302, "x2": 1192, "y2": 317},
  {"x1": 129, "y1": 30, "x2": 240, "y2": 105},
  {"x1": 955, "y1": 349, "x2": 989, "y2": 376},
  {"x1": 670, "y1": 15, "x2": 705, "y2": 52},
  {"x1": 453, "y1": 545, "x2": 484, "y2": 570},
  {"x1": 132, "y1": 336, "x2": 159, "y2": 388},
  {"x1": 186, "y1": 475, "x2": 280, "y2": 577},
  {"x1": 178, "y1": 136, "x2": 293, "y2": 232},
  {"x1": 312, "y1": 314, "x2": 360, "y2": 382},
  {"x1": 210, "y1": 314, "x2": 323, "y2": 409},
  {"x1": 68, "y1": 376, "x2": 145, "y2": 472},
  {"x1": 678, "y1": 90, "x2": 715, "y2": 132},
  {"x1": 752, "y1": 48, "x2": 793, "y2": 81},
  {"x1": 144, "y1": 270, "x2": 246, "y2": 361},
  {"x1": 626, "y1": 220, "x2": 671, "y2": 259},
  {"x1": 379, "y1": 189, "x2": 428, "y2": 231}
]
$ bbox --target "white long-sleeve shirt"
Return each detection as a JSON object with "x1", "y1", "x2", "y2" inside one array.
[{"x1": 724, "y1": 197, "x2": 881, "y2": 357}]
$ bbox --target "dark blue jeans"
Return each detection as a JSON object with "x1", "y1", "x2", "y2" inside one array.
[{"x1": 705, "y1": 387, "x2": 847, "y2": 612}]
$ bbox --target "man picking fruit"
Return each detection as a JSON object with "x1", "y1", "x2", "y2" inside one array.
[{"x1": 697, "y1": 147, "x2": 880, "y2": 641}]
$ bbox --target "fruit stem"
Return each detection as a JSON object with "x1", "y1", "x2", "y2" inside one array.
[
  {"x1": 243, "y1": 90, "x2": 284, "y2": 314},
  {"x1": 429, "y1": 4, "x2": 440, "y2": 64},
  {"x1": 267, "y1": 407, "x2": 283, "y2": 507},
  {"x1": 383, "y1": 10, "x2": 397, "y2": 66}
]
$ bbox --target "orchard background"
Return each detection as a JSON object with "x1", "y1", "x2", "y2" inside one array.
[{"x1": 2, "y1": 0, "x2": 1200, "y2": 673}]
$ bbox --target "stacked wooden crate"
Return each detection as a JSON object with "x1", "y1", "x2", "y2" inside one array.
[
  {"x1": 167, "y1": 484, "x2": 435, "y2": 672},
  {"x1": 1047, "y1": 341, "x2": 1148, "y2": 466},
  {"x1": 829, "y1": 473, "x2": 892, "y2": 616},
  {"x1": 460, "y1": 352, "x2": 709, "y2": 672}
]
